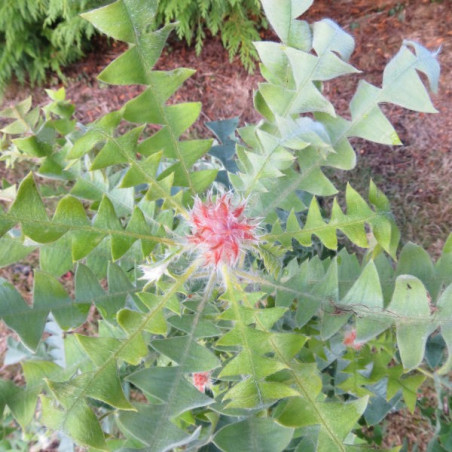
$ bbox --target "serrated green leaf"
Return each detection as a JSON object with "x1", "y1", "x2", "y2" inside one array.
[
  {"x1": 118, "y1": 403, "x2": 200, "y2": 452},
  {"x1": 266, "y1": 183, "x2": 397, "y2": 253},
  {"x1": 223, "y1": 379, "x2": 299, "y2": 409},
  {"x1": 42, "y1": 386, "x2": 107, "y2": 450},
  {"x1": 168, "y1": 314, "x2": 221, "y2": 338},
  {"x1": 436, "y1": 284, "x2": 452, "y2": 374},
  {"x1": 79, "y1": 333, "x2": 146, "y2": 367},
  {"x1": 0, "y1": 380, "x2": 38, "y2": 428},
  {"x1": 312, "y1": 19, "x2": 355, "y2": 60},
  {"x1": 0, "y1": 278, "x2": 54, "y2": 351},
  {"x1": 97, "y1": 262, "x2": 134, "y2": 318},
  {"x1": 298, "y1": 197, "x2": 337, "y2": 249},
  {"x1": 81, "y1": 0, "x2": 158, "y2": 43},
  {"x1": 382, "y1": 44, "x2": 438, "y2": 113},
  {"x1": 260, "y1": 0, "x2": 313, "y2": 49},
  {"x1": 389, "y1": 275, "x2": 435, "y2": 370},
  {"x1": 39, "y1": 234, "x2": 73, "y2": 277},
  {"x1": 67, "y1": 111, "x2": 121, "y2": 160},
  {"x1": 120, "y1": 151, "x2": 162, "y2": 188},
  {"x1": 118, "y1": 307, "x2": 167, "y2": 336},
  {"x1": 90, "y1": 126, "x2": 143, "y2": 170},
  {"x1": 348, "y1": 81, "x2": 401, "y2": 145},
  {"x1": 341, "y1": 261, "x2": 391, "y2": 341},
  {"x1": 33, "y1": 271, "x2": 85, "y2": 330},
  {"x1": 0, "y1": 234, "x2": 35, "y2": 267},
  {"x1": 0, "y1": 97, "x2": 32, "y2": 119},
  {"x1": 214, "y1": 417, "x2": 294, "y2": 452},
  {"x1": 189, "y1": 169, "x2": 218, "y2": 193},
  {"x1": 386, "y1": 366, "x2": 425, "y2": 413},
  {"x1": 277, "y1": 396, "x2": 368, "y2": 451},
  {"x1": 55, "y1": 359, "x2": 134, "y2": 411},
  {"x1": 254, "y1": 42, "x2": 293, "y2": 87},
  {"x1": 126, "y1": 366, "x2": 213, "y2": 416},
  {"x1": 13, "y1": 135, "x2": 52, "y2": 157},
  {"x1": 9, "y1": 173, "x2": 63, "y2": 243},
  {"x1": 396, "y1": 242, "x2": 437, "y2": 299},
  {"x1": 151, "y1": 336, "x2": 220, "y2": 373},
  {"x1": 220, "y1": 352, "x2": 287, "y2": 379}
]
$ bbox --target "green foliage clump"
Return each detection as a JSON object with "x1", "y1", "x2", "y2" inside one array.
[
  {"x1": 0, "y1": 0, "x2": 106, "y2": 94},
  {"x1": 157, "y1": 0, "x2": 265, "y2": 71}
]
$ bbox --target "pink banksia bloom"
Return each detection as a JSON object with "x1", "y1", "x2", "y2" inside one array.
[
  {"x1": 343, "y1": 329, "x2": 364, "y2": 351},
  {"x1": 193, "y1": 371, "x2": 211, "y2": 392},
  {"x1": 187, "y1": 193, "x2": 258, "y2": 268}
]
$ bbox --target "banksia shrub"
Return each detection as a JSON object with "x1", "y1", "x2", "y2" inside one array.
[{"x1": 0, "y1": 1, "x2": 448, "y2": 451}]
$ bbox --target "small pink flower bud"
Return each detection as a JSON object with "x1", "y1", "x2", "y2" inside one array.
[
  {"x1": 193, "y1": 371, "x2": 211, "y2": 392},
  {"x1": 187, "y1": 193, "x2": 258, "y2": 268},
  {"x1": 343, "y1": 329, "x2": 364, "y2": 350}
]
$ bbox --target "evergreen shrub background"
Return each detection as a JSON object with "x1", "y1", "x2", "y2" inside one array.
[
  {"x1": 0, "y1": 0, "x2": 266, "y2": 95},
  {"x1": 0, "y1": 0, "x2": 108, "y2": 93},
  {"x1": 156, "y1": 0, "x2": 265, "y2": 71}
]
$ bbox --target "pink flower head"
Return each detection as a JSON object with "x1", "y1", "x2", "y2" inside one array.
[
  {"x1": 343, "y1": 329, "x2": 364, "y2": 351},
  {"x1": 193, "y1": 371, "x2": 211, "y2": 392},
  {"x1": 187, "y1": 193, "x2": 257, "y2": 267}
]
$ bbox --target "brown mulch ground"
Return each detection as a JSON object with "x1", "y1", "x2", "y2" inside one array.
[{"x1": 1, "y1": 0, "x2": 452, "y2": 450}]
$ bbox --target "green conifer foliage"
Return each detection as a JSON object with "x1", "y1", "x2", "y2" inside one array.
[
  {"x1": 0, "y1": 0, "x2": 107, "y2": 93},
  {"x1": 157, "y1": 0, "x2": 265, "y2": 71}
]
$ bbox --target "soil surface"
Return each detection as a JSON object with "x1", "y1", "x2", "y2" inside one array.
[{"x1": 1, "y1": 0, "x2": 452, "y2": 450}]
